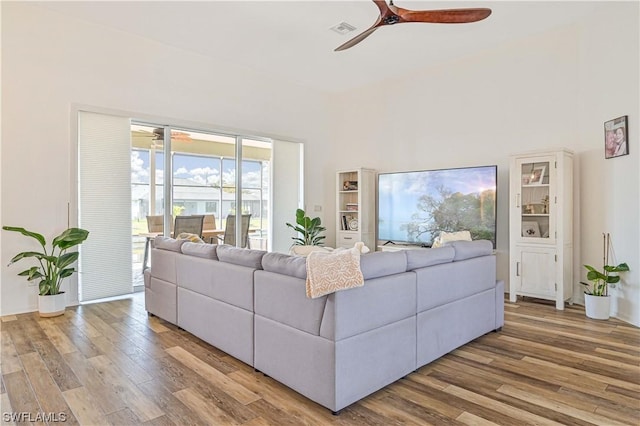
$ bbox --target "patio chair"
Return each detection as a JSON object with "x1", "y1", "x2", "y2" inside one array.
[
  {"x1": 218, "y1": 214, "x2": 251, "y2": 248},
  {"x1": 202, "y1": 214, "x2": 217, "y2": 230},
  {"x1": 174, "y1": 215, "x2": 205, "y2": 239}
]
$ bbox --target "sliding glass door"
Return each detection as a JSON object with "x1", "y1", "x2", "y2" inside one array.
[
  {"x1": 79, "y1": 111, "x2": 302, "y2": 301},
  {"x1": 130, "y1": 124, "x2": 273, "y2": 278}
]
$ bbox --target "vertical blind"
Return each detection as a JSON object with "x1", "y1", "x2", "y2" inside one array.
[{"x1": 78, "y1": 111, "x2": 132, "y2": 301}]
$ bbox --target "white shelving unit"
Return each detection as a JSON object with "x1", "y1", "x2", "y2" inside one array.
[
  {"x1": 336, "y1": 168, "x2": 376, "y2": 251},
  {"x1": 509, "y1": 149, "x2": 574, "y2": 310}
]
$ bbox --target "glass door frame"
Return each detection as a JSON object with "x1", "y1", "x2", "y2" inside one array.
[{"x1": 134, "y1": 121, "x2": 273, "y2": 248}]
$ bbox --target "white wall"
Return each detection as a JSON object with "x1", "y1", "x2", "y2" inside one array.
[
  {"x1": 326, "y1": 3, "x2": 639, "y2": 325},
  {"x1": 576, "y1": 3, "x2": 639, "y2": 326},
  {"x1": 1, "y1": 3, "x2": 331, "y2": 315},
  {"x1": 3, "y1": 3, "x2": 638, "y2": 326}
]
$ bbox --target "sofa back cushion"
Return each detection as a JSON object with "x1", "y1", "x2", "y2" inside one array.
[
  {"x1": 153, "y1": 236, "x2": 185, "y2": 252},
  {"x1": 359, "y1": 251, "x2": 407, "y2": 280},
  {"x1": 216, "y1": 245, "x2": 266, "y2": 269},
  {"x1": 405, "y1": 246, "x2": 455, "y2": 271},
  {"x1": 450, "y1": 240, "x2": 493, "y2": 261},
  {"x1": 181, "y1": 242, "x2": 218, "y2": 260},
  {"x1": 262, "y1": 252, "x2": 306, "y2": 279},
  {"x1": 176, "y1": 255, "x2": 255, "y2": 311},
  {"x1": 415, "y1": 255, "x2": 496, "y2": 312}
]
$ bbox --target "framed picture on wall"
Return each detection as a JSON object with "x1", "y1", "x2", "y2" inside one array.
[{"x1": 604, "y1": 115, "x2": 629, "y2": 159}]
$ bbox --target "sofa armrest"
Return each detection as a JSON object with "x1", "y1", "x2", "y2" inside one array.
[{"x1": 143, "y1": 268, "x2": 151, "y2": 288}]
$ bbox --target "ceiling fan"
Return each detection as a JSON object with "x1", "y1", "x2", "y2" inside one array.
[{"x1": 335, "y1": 0, "x2": 492, "y2": 51}]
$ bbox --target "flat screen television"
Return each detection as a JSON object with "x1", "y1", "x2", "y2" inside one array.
[{"x1": 377, "y1": 165, "x2": 497, "y2": 248}]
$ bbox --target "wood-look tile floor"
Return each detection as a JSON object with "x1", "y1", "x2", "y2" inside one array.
[{"x1": 1, "y1": 294, "x2": 638, "y2": 425}]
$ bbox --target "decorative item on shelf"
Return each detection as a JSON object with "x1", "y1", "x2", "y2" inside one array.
[
  {"x1": 530, "y1": 203, "x2": 545, "y2": 214},
  {"x1": 346, "y1": 203, "x2": 358, "y2": 211},
  {"x1": 604, "y1": 115, "x2": 628, "y2": 159},
  {"x1": 348, "y1": 218, "x2": 359, "y2": 231},
  {"x1": 542, "y1": 195, "x2": 550, "y2": 214},
  {"x1": 286, "y1": 208, "x2": 326, "y2": 246},
  {"x1": 343, "y1": 181, "x2": 358, "y2": 191},
  {"x1": 580, "y1": 233, "x2": 629, "y2": 320},
  {"x1": 521, "y1": 221, "x2": 540, "y2": 238},
  {"x1": 2, "y1": 226, "x2": 90, "y2": 317}
]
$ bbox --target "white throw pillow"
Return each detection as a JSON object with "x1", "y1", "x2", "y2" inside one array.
[
  {"x1": 176, "y1": 232, "x2": 205, "y2": 244},
  {"x1": 432, "y1": 230, "x2": 472, "y2": 248}
]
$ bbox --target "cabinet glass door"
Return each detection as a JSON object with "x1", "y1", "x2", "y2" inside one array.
[{"x1": 518, "y1": 159, "x2": 552, "y2": 241}]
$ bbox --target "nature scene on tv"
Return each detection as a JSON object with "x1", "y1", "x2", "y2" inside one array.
[{"x1": 378, "y1": 166, "x2": 497, "y2": 246}]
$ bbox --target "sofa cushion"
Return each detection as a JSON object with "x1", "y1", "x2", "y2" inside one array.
[
  {"x1": 153, "y1": 236, "x2": 185, "y2": 252},
  {"x1": 359, "y1": 251, "x2": 407, "y2": 280},
  {"x1": 216, "y1": 245, "x2": 266, "y2": 269},
  {"x1": 177, "y1": 255, "x2": 254, "y2": 311},
  {"x1": 415, "y1": 255, "x2": 496, "y2": 312},
  {"x1": 181, "y1": 242, "x2": 218, "y2": 260},
  {"x1": 289, "y1": 245, "x2": 333, "y2": 257},
  {"x1": 451, "y1": 240, "x2": 493, "y2": 261},
  {"x1": 405, "y1": 246, "x2": 455, "y2": 271},
  {"x1": 262, "y1": 252, "x2": 306, "y2": 279}
]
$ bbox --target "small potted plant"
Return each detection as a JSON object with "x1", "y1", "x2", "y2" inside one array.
[
  {"x1": 286, "y1": 208, "x2": 326, "y2": 246},
  {"x1": 3, "y1": 226, "x2": 89, "y2": 317},
  {"x1": 581, "y1": 233, "x2": 629, "y2": 320},
  {"x1": 286, "y1": 209, "x2": 327, "y2": 256}
]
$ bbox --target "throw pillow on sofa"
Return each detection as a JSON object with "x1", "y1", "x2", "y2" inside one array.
[
  {"x1": 432, "y1": 230, "x2": 472, "y2": 248},
  {"x1": 176, "y1": 232, "x2": 205, "y2": 244}
]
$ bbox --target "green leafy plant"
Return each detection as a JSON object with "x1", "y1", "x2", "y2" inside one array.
[
  {"x1": 581, "y1": 233, "x2": 629, "y2": 296},
  {"x1": 2, "y1": 226, "x2": 89, "y2": 296},
  {"x1": 286, "y1": 208, "x2": 326, "y2": 246}
]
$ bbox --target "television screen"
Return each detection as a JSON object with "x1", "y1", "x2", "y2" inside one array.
[{"x1": 377, "y1": 165, "x2": 497, "y2": 247}]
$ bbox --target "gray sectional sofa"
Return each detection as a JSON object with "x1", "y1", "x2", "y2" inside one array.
[{"x1": 144, "y1": 237, "x2": 503, "y2": 413}]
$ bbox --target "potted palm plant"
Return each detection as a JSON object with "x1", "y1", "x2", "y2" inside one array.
[
  {"x1": 581, "y1": 233, "x2": 629, "y2": 320},
  {"x1": 3, "y1": 226, "x2": 89, "y2": 317},
  {"x1": 286, "y1": 208, "x2": 326, "y2": 254}
]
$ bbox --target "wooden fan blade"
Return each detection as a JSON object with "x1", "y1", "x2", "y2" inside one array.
[
  {"x1": 334, "y1": 24, "x2": 381, "y2": 51},
  {"x1": 399, "y1": 8, "x2": 492, "y2": 24},
  {"x1": 372, "y1": 0, "x2": 391, "y2": 16}
]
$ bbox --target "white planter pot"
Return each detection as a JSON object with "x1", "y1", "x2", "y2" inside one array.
[
  {"x1": 38, "y1": 292, "x2": 66, "y2": 317},
  {"x1": 584, "y1": 294, "x2": 610, "y2": 320}
]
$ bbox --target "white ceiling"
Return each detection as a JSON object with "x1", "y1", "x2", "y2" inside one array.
[{"x1": 33, "y1": 1, "x2": 602, "y2": 93}]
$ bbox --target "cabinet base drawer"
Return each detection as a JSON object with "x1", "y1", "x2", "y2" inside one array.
[{"x1": 337, "y1": 232, "x2": 358, "y2": 248}]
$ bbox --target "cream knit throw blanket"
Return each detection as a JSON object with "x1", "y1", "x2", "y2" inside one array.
[{"x1": 305, "y1": 247, "x2": 364, "y2": 298}]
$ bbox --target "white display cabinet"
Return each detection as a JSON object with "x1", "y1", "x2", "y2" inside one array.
[{"x1": 509, "y1": 149, "x2": 573, "y2": 310}]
